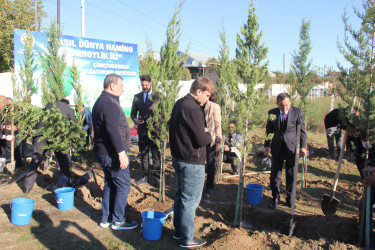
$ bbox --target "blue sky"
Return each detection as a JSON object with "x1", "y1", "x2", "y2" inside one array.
[{"x1": 41, "y1": 0, "x2": 362, "y2": 73}]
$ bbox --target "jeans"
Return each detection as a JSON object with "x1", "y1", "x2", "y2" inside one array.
[
  {"x1": 172, "y1": 158, "x2": 205, "y2": 243},
  {"x1": 95, "y1": 153, "x2": 131, "y2": 223},
  {"x1": 326, "y1": 127, "x2": 342, "y2": 157}
]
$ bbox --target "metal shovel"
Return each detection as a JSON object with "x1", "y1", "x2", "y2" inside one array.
[
  {"x1": 281, "y1": 125, "x2": 300, "y2": 236},
  {"x1": 321, "y1": 131, "x2": 348, "y2": 216}
]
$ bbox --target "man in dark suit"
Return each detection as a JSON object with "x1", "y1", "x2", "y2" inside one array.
[
  {"x1": 130, "y1": 75, "x2": 160, "y2": 186},
  {"x1": 264, "y1": 93, "x2": 307, "y2": 209}
]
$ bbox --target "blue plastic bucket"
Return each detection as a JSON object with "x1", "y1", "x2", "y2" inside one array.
[
  {"x1": 54, "y1": 187, "x2": 75, "y2": 211},
  {"x1": 10, "y1": 198, "x2": 36, "y2": 225},
  {"x1": 246, "y1": 184, "x2": 264, "y2": 205},
  {"x1": 141, "y1": 210, "x2": 166, "y2": 240}
]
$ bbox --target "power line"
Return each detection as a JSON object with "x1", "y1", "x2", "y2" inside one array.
[{"x1": 42, "y1": 0, "x2": 218, "y2": 56}]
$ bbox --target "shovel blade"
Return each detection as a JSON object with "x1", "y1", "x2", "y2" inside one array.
[{"x1": 321, "y1": 194, "x2": 340, "y2": 216}]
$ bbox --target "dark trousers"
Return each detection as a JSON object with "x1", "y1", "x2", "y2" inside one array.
[
  {"x1": 95, "y1": 153, "x2": 131, "y2": 223},
  {"x1": 24, "y1": 136, "x2": 71, "y2": 190},
  {"x1": 138, "y1": 134, "x2": 160, "y2": 177},
  {"x1": 223, "y1": 151, "x2": 239, "y2": 173},
  {"x1": 270, "y1": 143, "x2": 296, "y2": 202},
  {"x1": 0, "y1": 133, "x2": 23, "y2": 168},
  {"x1": 205, "y1": 144, "x2": 218, "y2": 194}
]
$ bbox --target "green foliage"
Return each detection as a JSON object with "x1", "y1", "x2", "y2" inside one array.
[
  {"x1": 0, "y1": 0, "x2": 46, "y2": 72},
  {"x1": 1, "y1": 101, "x2": 85, "y2": 154},
  {"x1": 181, "y1": 67, "x2": 191, "y2": 80},
  {"x1": 234, "y1": 0, "x2": 269, "y2": 154},
  {"x1": 70, "y1": 63, "x2": 85, "y2": 141},
  {"x1": 12, "y1": 30, "x2": 38, "y2": 103},
  {"x1": 39, "y1": 22, "x2": 68, "y2": 105},
  {"x1": 159, "y1": 0, "x2": 188, "y2": 82},
  {"x1": 1, "y1": 102, "x2": 43, "y2": 143},
  {"x1": 38, "y1": 104, "x2": 85, "y2": 154},
  {"x1": 291, "y1": 19, "x2": 315, "y2": 113},
  {"x1": 217, "y1": 20, "x2": 238, "y2": 136},
  {"x1": 139, "y1": 36, "x2": 161, "y2": 82},
  {"x1": 148, "y1": 0, "x2": 187, "y2": 149},
  {"x1": 337, "y1": 1, "x2": 375, "y2": 142}
]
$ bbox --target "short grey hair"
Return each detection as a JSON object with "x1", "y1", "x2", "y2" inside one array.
[{"x1": 103, "y1": 74, "x2": 123, "y2": 89}]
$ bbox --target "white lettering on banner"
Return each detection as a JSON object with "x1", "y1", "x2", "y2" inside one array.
[
  {"x1": 106, "y1": 44, "x2": 133, "y2": 53},
  {"x1": 67, "y1": 50, "x2": 109, "y2": 59},
  {"x1": 86, "y1": 69, "x2": 115, "y2": 75},
  {"x1": 93, "y1": 62, "x2": 129, "y2": 70},
  {"x1": 79, "y1": 40, "x2": 104, "y2": 50},
  {"x1": 61, "y1": 39, "x2": 76, "y2": 47},
  {"x1": 115, "y1": 70, "x2": 137, "y2": 76}
]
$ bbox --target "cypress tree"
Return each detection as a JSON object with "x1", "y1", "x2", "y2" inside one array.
[
  {"x1": 147, "y1": 0, "x2": 188, "y2": 202},
  {"x1": 290, "y1": 19, "x2": 315, "y2": 116},
  {"x1": 139, "y1": 36, "x2": 161, "y2": 82},
  {"x1": 233, "y1": 0, "x2": 269, "y2": 227},
  {"x1": 216, "y1": 21, "x2": 238, "y2": 181},
  {"x1": 12, "y1": 30, "x2": 38, "y2": 103},
  {"x1": 337, "y1": 3, "x2": 375, "y2": 246},
  {"x1": 39, "y1": 22, "x2": 68, "y2": 105}
]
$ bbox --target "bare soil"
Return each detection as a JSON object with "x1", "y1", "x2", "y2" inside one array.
[{"x1": 0, "y1": 134, "x2": 367, "y2": 249}]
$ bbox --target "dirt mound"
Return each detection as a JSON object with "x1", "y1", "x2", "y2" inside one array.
[{"x1": 0, "y1": 147, "x2": 364, "y2": 249}]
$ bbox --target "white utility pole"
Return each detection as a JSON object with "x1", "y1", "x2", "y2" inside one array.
[{"x1": 81, "y1": 0, "x2": 85, "y2": 37}]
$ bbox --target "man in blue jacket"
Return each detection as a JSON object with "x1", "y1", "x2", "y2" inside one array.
[
  {"x1": 92, "y1": 74, "x2": 137, "y2": 230},
  {"x1": 169, "y1": 77, "x2": 215, "y2": 248}
]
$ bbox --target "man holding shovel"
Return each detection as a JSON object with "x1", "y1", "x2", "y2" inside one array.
[{"x1": 264, "y1": 93, "x2": 307, "y2": 209}]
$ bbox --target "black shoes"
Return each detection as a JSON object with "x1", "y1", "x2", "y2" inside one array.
[
  {"x1": 180, "y1": 237, "x2": 207, "y2": 248},
  {"x1": 270, "y1": 199, "x2": 278, "y2": 209},
  {"x1": 74, "y1": 171, "x2": 93, "y2": 188},
  {"x1": 137, "y1": 176, "x2": 148, "y2": 184}
]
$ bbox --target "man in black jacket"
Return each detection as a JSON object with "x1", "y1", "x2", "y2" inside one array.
[
  {"x1": 130, "y1": 75, "x2": 160, "y2": 186},
  {"x1": 169, "y1": 77, "x2": 215, "y2": 248},
  {"x1": 23, "y1": 99, "x2": 77, "y2": 193},
  {"x1": 92, "y1": 74, "x2": 137, "y2": 230},
  {"x1": 324, "y1": 108, "x2": 344, "y2": 160}
]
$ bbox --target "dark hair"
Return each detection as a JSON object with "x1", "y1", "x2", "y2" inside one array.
[
  {"x1": 229, "y1": 120, "x2": 236, "y2": 126},
  {"x1": 190, "y1": 77, "x2": 216, "y2": 94},
  {"x1": 59, "y1": 99, "x2": 70, "y2": 105},
  {"x1": 277, "y1": 93, "x2": 291, "y2": 103},
  {"x1": 140, "y1": 75, "x2": 152, "y2": 82},
  {"x1": 103, "y1": 74, "x2": 123, "y2": 89}
]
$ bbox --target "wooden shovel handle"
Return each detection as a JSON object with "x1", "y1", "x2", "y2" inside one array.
[
  {"x1": 10, "y1": 118, "x2": 14, "y2": 165},
  {"x1": 331, "y1": 131, "x2": 348, "y2": 193}
]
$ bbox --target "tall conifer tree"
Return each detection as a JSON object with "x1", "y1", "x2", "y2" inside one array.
[
  {"x1": 216, "y1": 21, "x2": 238, "y2": 181},
  {"x1": 337, "y1": 2, "x2": 375, "y2": 246},
  {"x1": 12, "y1": 30, "x2": 38, "y2": 103},
  {"x1": 290, "y1": 19, "x2": 314, "y2": 115},
  {"x1": 234, "y1": 0, "x2": 269, "y2": 227},
  {"x1": 39, "y1": 22, "x2": 68, "y2": 105},
  {"x1": 148, "y1": 0, "x2": 188, "y2": 202}
]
